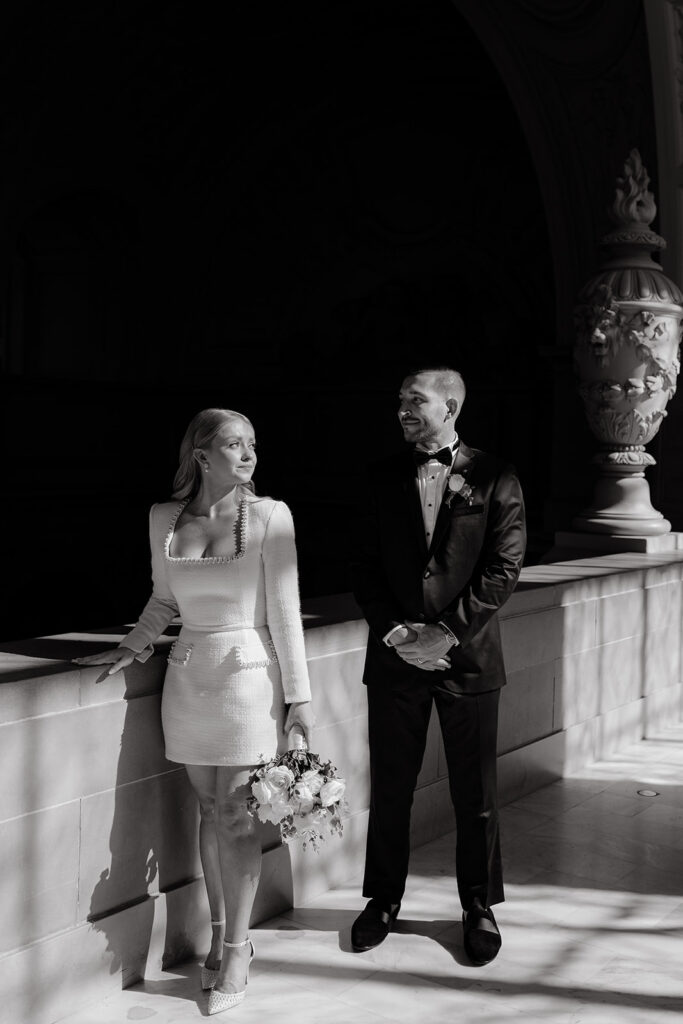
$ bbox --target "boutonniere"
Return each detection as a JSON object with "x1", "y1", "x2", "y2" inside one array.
[{"x1": 444, "y1": 472, "x2": 475, "y2": 508}]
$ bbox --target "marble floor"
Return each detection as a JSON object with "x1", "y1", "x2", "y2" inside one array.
[{"x1": 61, "y1": 725, "x2": 683, "y2": 1024}]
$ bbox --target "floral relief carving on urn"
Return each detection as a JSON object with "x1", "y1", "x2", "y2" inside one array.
[{"x1": 573, "y1": 150, "x2": 683, "y2": 535}]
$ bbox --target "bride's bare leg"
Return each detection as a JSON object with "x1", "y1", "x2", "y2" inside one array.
[
  {"x1": 185, "y1": 764, "x2": 225, "y2": 968},
  {"x1": 214, "y1": 765, "x2": 261, "y2": 994}
]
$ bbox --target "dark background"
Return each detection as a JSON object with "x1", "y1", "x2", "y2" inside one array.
[{"x1": 1, "y1": 0, "x2": 669, "y2": 640}]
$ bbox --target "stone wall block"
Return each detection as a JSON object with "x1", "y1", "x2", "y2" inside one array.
[
  {"x1": 643, "y1": 562, "x2": 683, "y2": 588},
  {"x1": 307, "y1": 648, "x2": 368, "y2": 728},
  {"x1": 643, "y1": 683, "x2": 683, "y2": 735},
  {"x1": 310, "y1": 715, "x2": 369, "y2": 816},
  {"x1": 500, "y1": 607, "x2": 564, "y2": 673},
  {"x1": 561, "y1": 598, "x2": 599, "y2": 654},
  {"x1": 499, "y1": 661, "x2": 555, "y2": 753},
  {"x1": 0, "y1": 695, "x2": 171, "y2": 821},
  {"x1": 596, "y1": 698, "x2": 644, "y2": 758},
  {"x1": 80, "y1": 770, "x2": 200, "y2": 924},
  {"x1": 497, "y1": 733, "x2": 565, "y2": 805},
  {"x1": 554, "y1": 647, "x2": 602, "y2": 729},
  {"x1": 0, "y1": 669, "x2": 79, "y2": 725},
  {"x1": 598, "y1": 587, "x2": 646, "y2": 644},
  {"x1": 303, "y1": 619, "x2": 368, "y2": 660},
  {"x1": 0, "y1": 802, "x2": 80, "y2": 955},
  {"x1": 0, "y1": 702, "x2": 118, "y2": 822},
  {"x1": 250, "y1": 842, "x2": 294, "y2": 924},
  {"x1": 562, "y1": 718, "x2": 600, "y2": 775},
  {"x1": 644, "y1": 579, "x2": 682, "y2": 632},
  {"x1": 290, "y1": 809, "x2": 368, "y2": 906},
  {"x1": 499, "y1": 583, "x2": 559, "y2": 616},
  {"x1": 644, "y1": 625, "x2": 682, "y2": 693},
  {"x1": 597, "y1": 635, "x2": 645, "y2": 711}
]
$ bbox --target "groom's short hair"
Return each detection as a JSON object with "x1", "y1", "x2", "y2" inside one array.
[{"x1": 406, "y1": 365, "x2": 466, "y2": 408}]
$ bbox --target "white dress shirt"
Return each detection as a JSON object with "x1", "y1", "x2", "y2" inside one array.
[
  {"x1": 382, "y1": 434, "x2": 460, "y2": 650},
  {"x1": 416, "y1": 435, "x2": 459, "y2": 544}
]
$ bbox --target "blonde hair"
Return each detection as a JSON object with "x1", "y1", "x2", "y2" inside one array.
[{"x1": 172, "y1": 408, "x2": 256, "y2": 500}]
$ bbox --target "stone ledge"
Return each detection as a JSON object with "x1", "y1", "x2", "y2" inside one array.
[
  {"x1": 4, "y1": 551, "x2": 683, "y2": 685},
  {"x1": 5, "y1": 549, "x2": 683, "y2": 686}
]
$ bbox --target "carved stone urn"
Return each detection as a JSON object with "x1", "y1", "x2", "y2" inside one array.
[{"x1": 573, "y1": 150, "x2": 683, "y2": 535}]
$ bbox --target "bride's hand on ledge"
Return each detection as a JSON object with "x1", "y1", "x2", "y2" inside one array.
[{"x1": 72, "y1": 646, "x2": 137, "y2": 683}]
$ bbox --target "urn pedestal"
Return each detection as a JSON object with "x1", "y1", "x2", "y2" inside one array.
[{"x1": 572, "y1": 151, "x2": 683, "y2": 541}]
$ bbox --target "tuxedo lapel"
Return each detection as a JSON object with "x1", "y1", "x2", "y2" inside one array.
[
  {"x1": 427, "y1": 442, "x2": 477, "y2": 558},
  {"x1": 398, "y1": 452, "x2": 428, "y2": 559}
]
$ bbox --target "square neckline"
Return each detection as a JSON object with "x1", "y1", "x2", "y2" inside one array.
[{"x1": 164, "y1": 498, "x2": 248, "y2": 564}]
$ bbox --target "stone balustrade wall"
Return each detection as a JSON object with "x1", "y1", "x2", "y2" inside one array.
[{"x1": 1, "y1": 552, "x2": 682, "y2": 1024}]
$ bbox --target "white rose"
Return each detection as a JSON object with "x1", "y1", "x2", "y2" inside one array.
[
  {"x1": 319, "y1": 778, "x2": 346, "y2": 807},
  {"x1": 256, "y1": 800, "x2": 290, "y2": 825},
  {"x1": 448, "y1": 473, "x2": 467, "y2": 493},
  {"x1": 265, "y1": 765, "x2": 295, "y2": 792},
  {"x1": 292, "y1": 783, "x2": 315, "y2": 815},
  {"x1": 300, "y1": 769, "x2": 324, "y2": 795},
  {"x1": 252, "y1": 779, "x2": 275, "y2": 805}
]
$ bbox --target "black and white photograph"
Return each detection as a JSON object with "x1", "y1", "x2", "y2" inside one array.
[{"x1": 1, "y1": 2, "x2": 683, "y2": 1022}]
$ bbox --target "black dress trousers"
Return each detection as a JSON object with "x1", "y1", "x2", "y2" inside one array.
[{"x1": 362, "y1": 673, "x2": 503, "y2": 911}]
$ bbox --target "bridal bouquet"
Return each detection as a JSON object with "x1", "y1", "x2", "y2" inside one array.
[{"x1": 247, "y1": 744, "x2": 346, "y2": 852}]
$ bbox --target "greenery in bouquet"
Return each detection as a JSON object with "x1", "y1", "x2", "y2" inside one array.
[{"x1": 247, "y1": 749, "x2": 346, "y2": 852}]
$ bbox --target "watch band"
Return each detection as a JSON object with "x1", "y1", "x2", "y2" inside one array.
[
  {"x1": 437, "y1": 621, "x2": 459, "y2": 647},
  {"x1": 383, "y1": 623, "x2": 407, "y2": 647}
]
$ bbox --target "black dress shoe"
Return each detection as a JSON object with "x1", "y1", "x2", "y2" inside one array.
[
  {"x1": 462, "y1": 905, "x2": 501, "y2": 966},
  {"x1": 351, "y1": 899, "x2": 400, "y2": 952}
]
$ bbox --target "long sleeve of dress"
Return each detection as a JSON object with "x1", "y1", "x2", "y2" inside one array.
[
  {"x1": 120, "y1": 504, "x2": 180, "y2": 659},
  {"x1": 263, "y1": 501, "x2": 311, "y2": 704}
]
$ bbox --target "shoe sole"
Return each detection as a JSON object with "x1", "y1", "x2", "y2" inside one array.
[
  {"x1": 351, "y1": 921, "x2": 397, "y2": 953},
  {"x1": 351, "y1": 940, "x2": 385, "y2": 952}
]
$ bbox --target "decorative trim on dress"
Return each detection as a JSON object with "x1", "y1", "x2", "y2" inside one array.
[
  {"x1": 168, "y1": 640, "x2": 193, "y2": 666},
  {"x1": 164, "y1": 499, "x2": 248, "y2": 564},
  {"x1": 235, "y1": 639, "x2": 278, "y2": 670}
]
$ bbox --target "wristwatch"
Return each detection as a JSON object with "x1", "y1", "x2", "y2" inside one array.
[{"x1": 437, "y1": 621, "x2": 459, "y2": 647}]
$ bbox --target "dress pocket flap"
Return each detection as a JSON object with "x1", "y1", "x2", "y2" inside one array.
[
  {"x1": 235, "y1": 640, "x2": 278, "y2": 670},
  {"x1": 168, "y1": 640, "x2": 193, "y2": 666}
]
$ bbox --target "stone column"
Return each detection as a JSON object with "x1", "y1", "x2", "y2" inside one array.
[{"x1": 563, "y1": 150, "x2": 683, "y2": 551}]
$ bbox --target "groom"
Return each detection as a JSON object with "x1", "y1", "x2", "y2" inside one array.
[{"x1": 350, "y1": 366, "x2": 526, "y2": 966}]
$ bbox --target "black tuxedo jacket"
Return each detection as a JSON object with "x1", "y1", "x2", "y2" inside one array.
[{"x1": 351, "y1": 442, "x2": 526, "y2": 693}]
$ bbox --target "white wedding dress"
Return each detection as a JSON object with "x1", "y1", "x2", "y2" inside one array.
[{"x1": 122, "y1": 496, "x2": 311, "y2": 765}]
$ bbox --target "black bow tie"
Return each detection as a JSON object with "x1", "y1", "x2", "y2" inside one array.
[{"x1": 413, "y1": 446, "x2": 454, "y2": 467}]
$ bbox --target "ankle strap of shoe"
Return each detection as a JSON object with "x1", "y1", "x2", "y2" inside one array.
[
  {"x1": 211, "y1": 919, "x2": 226, "y2": 927},
  {"x1": 223, "y1": 936, "x2": 250, "y2": 948}
]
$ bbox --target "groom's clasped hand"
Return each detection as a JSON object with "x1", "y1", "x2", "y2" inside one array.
[{"x1": 386, "y1": 622, "x2": 452, "y2": 672}]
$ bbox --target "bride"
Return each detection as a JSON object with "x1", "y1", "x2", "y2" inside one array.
[{"x1": 75, "y1": 408, "x2": 315, "y2": 1015}]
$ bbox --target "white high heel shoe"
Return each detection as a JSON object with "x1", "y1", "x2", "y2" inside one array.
[
  {"x1": 201, "y1": 919, "x2": 225, "y2": 991},
  {"x1": 207, "y1": 937, "x2": 255, "y2": 1015}
]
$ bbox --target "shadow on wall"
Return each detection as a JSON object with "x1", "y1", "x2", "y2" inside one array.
[{"x1": 83, "y1": 656, "x2": 201, "y2": 986}]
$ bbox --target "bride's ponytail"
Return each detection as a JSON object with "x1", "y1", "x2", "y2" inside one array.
[{"x1": 171, "y1": 408, "x2": 255, "y2": 501}]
